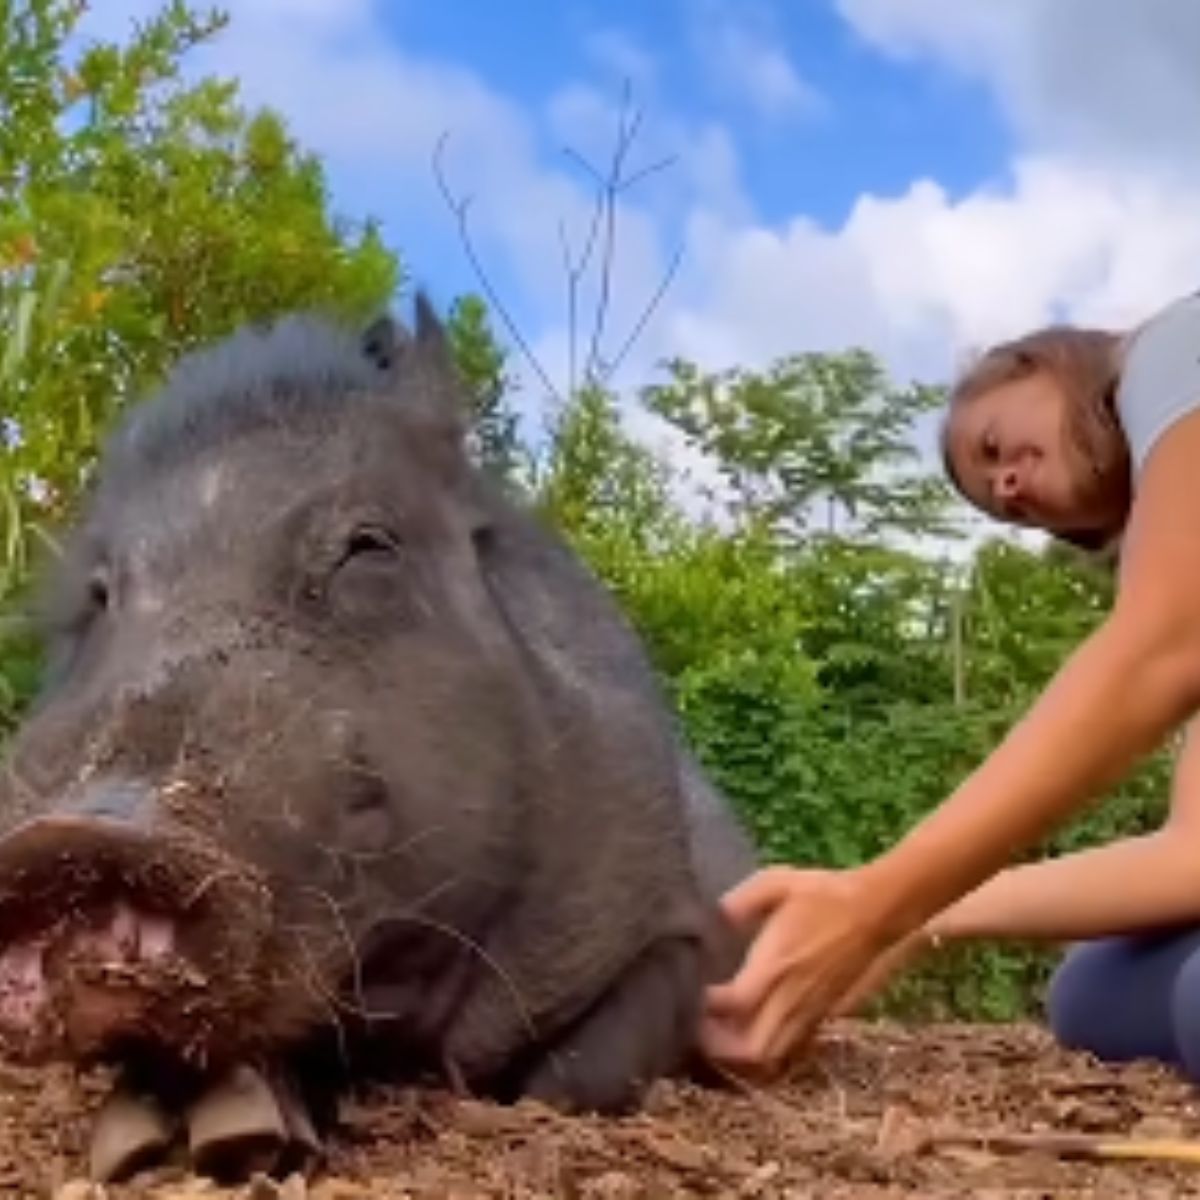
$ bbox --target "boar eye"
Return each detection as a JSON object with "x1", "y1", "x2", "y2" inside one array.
[
  {"x1": 325, "y1": 524, "x2": 409, "y2": 623},
  {"x1": 471, "y1": 522, "x2": 495, "y2": 556},
  {"x1": 86, "y1": 570, "x2": 111, "y2": 613},
  {"x1": 341, "y1": 525, "x2": 402, "y2": 563}
]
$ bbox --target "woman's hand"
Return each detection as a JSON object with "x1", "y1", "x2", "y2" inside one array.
[
  {"x1": 830, "y1": 924, "x2": 940, "y2": 1017},
  {"x1": 697, "y1": 865, "x2": 897, "y2": 1076}
]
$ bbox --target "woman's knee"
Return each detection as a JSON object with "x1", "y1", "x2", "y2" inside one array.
[
  {"x1": 1045, "y1": 941, "x2": 1117, "y2": 1054},
  {"x1": 1169, "y1": 946, "x2": 1200, "y2": 1077},
  {"x1": 1047, "y1": 931, "x2": 1197, "y2": 1067}
]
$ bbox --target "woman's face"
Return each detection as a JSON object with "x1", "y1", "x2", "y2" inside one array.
[{"x1": 944, "y1": 370, "x2": 1113, "y2": 536}]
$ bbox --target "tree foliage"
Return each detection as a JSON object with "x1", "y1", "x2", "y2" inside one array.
[
  {"x1": 445, "y1": 292, "x2": 525, "y2": 486},
  {"x1": 1, "y1": 0, "x2": 397, "y2": 583},
  {"x1": 644, "y1": 353, "x2": 960, "y2": 543},
  {"x1": 1, "y1": 0, "x2": 400, "y2": 724}
]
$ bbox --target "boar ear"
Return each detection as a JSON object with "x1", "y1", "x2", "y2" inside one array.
[
  {"x1": 414, "y1": 290, "x2": 448, "y2": 352},
  {"x1": 390, "y1": 290, "x2": 482, "y2": 486},
  {"x1": 361, "y1": 314, "x2": 405, "y2": 374},
  {"x1": 364, "y1": 292, "x2": 473, "y2": 469},
  {"x1": 407, "y1": 289, "x2": 470, "y2": 430}
]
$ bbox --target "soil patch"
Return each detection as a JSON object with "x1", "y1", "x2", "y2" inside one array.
[{"x1": 9, "y1": 1020, "x2": 1200, "y2": 1198}]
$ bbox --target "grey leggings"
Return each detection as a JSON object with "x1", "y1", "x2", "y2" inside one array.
[{"x1": 1047, "y1": 927, "x2": 1200, "y2": 1078}]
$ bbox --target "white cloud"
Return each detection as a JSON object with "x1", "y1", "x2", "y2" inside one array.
[
  {"x1": 836, "y1": 0, "x2": 1200, "y2": 173},
  {"x1": 663, "y1": 158, "x2": 1200, "y2": 379},
  {"x1": 653, "y1": 153, "x2": 1200, "y2": 493},
  {"x1": 652, "y1": 0, "x2": 1200, "y2": 390},
  {"x1": 583, "y1": 28, "x2": 659, "y2": 93},
  {"x1": 79, "y1": 0, "x2": 684, "y2": 410},
  {"x1": 696, "y1": 17, "x2": 825, "y2": 123},
  {"x1": 74, "y1": 0, "x2": 1200, "y2": 528}
]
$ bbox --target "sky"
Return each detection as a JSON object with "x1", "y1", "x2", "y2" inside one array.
[{"x1": 76, "y1": 0, "x2": 1200, "y2": 512}]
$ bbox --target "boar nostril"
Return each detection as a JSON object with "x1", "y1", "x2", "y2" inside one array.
[
  {"x1": 0, "y1": 900, "x2": 182, "y2": 1061},
  {"x1": 0, "y1": 811, "x2": 274, "y2": 1068},
  {"x1": 341, "y1": 778, "x2": 392, "y2": 850}
]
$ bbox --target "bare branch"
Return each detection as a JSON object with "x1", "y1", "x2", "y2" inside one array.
[
  {"x1": 584, "y1": 80, "x2": 644, "y2": 386},
  {"x1": 584, "y1": 184, "x2": 618, "y2": 387},
  {"x1": 561, "y1": 146, "x2": 605, "y2": 188},
  {"x1": 620, "y1": 154, "x2": 678, "y2": 193},
  {"x1": 433, "y1": 79, "x2": 685, "y2": 410},
  {"x1": 556, "y1": 220, "x2": 578, "y2": 400},
  {"x1": 599, "y1": 241, "x2": 684, "y2": 388},
  {"x1": 431, "y1": 131, "x2": 563, "y2": 405},
  {"x1": 556, "y1": 162, "x2": 607, "y2": 401}
]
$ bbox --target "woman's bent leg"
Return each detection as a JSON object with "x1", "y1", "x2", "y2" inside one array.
[
  {"x1": 1046, "y1": 928, "x2": 1200, "y2": 1069},
  {"x1": 1168, "y1": 941, "x2": 1200, "y2": 1080}
]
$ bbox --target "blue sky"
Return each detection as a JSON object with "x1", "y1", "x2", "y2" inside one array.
[
  {"x1": 80, "y1": 0, "x2": 1200, "y2": 474},
  {"x1": 302, "y1": 0, "x2": 1021, "y2": 383},
  {"x1": 378, "y1": 0, "x2": 1011, "y2": 229}
]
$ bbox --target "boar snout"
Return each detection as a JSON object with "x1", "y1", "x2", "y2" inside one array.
[{"x1": 0, "y1": 789, "x2": 274, "y2": 1068}]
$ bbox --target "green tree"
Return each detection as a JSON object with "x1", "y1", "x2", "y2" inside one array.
[
  {"x1": 1, "y1": 0, "x2": 400, "y2": 725},
  {"x1": 534, "y1": 386, "x2": 670, "y2": 536},
  {"x1": 957, "y1": 537, "x2": 1114, "y2": 703},
  {"x1": 643, "y1": 352, "x2": 960, "y2": 544},
  {"x1": 788, "y1": 538, "x2": 959, "y2": 713},
  {"x1": 445, "y1": 292, "x2": 525, "y2": 486},
  {"x1": 1, "y1": 0, "x2": 398, "y2": 566}
]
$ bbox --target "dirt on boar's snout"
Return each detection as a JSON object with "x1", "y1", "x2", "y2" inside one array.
[{"x1": 0, "y1": 811, "x2": 283, "y2": 1072}]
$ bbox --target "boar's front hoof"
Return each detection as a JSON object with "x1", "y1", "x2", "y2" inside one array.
[
  {"x1": 270, "y1": 1068, "x2": 324, "y2": 1177},
  {"x1": 185, "y1": 1064, "x2": 292, "y2": 1182},
  {"x1": 86, "y1": 1063, "x2": 325, "y2": 1186},
  {"x1": 89, "y1": 1085, "x2": 176, "y2": 1183},
  {"x1": 183, "y1": 1063, "x2": 325, "y2": 1183}
]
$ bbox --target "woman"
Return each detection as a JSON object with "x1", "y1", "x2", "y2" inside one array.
[{"x1": 699, "y1": 288, "x2": 1200, "y2": 1081}]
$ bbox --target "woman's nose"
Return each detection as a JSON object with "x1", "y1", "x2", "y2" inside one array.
[{"x1": 992, "y1": 465, "x2": 1022, "y2": 502}]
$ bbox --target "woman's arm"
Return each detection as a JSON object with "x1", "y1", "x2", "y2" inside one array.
[
  {"x1": 931, "y1": 831, "x2": 1198, "y2": 942},
  {"x1": 832, "y1": 722, "x2": 1200, "y2": 1016},
  {"x1": 701, "y1": 410, "x2": 1200, "y2": 1071},
  {"x1": 930, "y1": 718, "x2": 1200, "y2": 942},
  {"x1": 857, "y1": 409, "x2": 1200, "y2": 944}
]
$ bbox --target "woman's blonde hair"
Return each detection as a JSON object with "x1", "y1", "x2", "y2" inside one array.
[{"x1": 941, "y1": 325, "x2": 1131, "y2": 555}]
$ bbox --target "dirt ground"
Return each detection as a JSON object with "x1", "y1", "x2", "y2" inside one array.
[{"x1": 10, "y1": 1020, "x2": 1200, "y2": 1199}]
